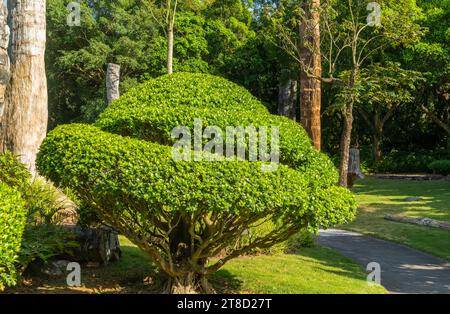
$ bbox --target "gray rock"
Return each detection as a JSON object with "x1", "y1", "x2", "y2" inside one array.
[{"x1": 41, "y1": 260, "x2": 71, "y2": 277}]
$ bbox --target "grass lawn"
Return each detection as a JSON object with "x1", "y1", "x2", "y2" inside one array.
[
  {"x1": 9, "y1": 236, "x2": 386, "y2": 294},
  {"x1": 344, "y1": 177, "x2": 450, "y2": 260}
]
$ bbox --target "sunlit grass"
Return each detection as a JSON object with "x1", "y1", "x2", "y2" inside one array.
[
  {"x1": 211, "y1": 246, "x2": 386, "y2": 294},
  {"x1": 344, "y1": 177, "x2": 450, "y2": 260}
]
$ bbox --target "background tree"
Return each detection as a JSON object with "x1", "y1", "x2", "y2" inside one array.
[
  {"x1": 149, "y1": 0, "x2": 179, "y2": 74},
  {"x1": 273, "y1": 0, "x2": 422, "y2": 186},
  {"x1": 299, "y1": 0, "x2": 322, "y2": 150},
  {"x1": 357, "y1": 63, "x2": 424, "y2": 161},
  {"x1": 404, "y1": 0, "x2": 450, "y2": 137}
]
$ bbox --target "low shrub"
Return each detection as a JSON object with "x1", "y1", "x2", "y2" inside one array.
[
  {"x1": 0, "y1": 151, "x2": 30, "y2": 190},
  {"x1": 286, "y1": 230, "x2": 317, "y2": 250},
  {"x1": 0, "y1": 152, "x2": 75, "y2": 277},
  {"x1": 0, "y1": 183, "x2": 26, "y2": 291},
  {"x1": 428, "y1": 160, "x2": 450, "y2": 175},
  {"x1": 38, "y1": 73, "x2": 356, "y2": 293},
  {"x1": 18, "y1": 178, "x2": 77, "y2": 272}
]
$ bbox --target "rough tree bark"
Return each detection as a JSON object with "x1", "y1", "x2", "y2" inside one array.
[
  {"x1": 106, "y1": 63, "x2": 120, "y2": 105},
  {"x1": 299, "y1": 0, "x2": 322, "y2": 151},
  {"x1": 0, "y1": 0, "x2": 48, "y2": 175},
  {"x1": 278, "y1": 74, "x2": 298, "y2": 121},
  {"x1": 0, "y1": 4, "x2": 10, "y2": 122}
]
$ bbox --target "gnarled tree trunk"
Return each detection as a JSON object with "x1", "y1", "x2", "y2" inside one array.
[
  {"x1": 299, "y1": 0, "x2": 322, "y2": 151},
  {"x1": 1, "y1": 0, "x2": 47, "y2": 175}
]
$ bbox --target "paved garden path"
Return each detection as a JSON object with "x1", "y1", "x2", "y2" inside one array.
[{"x1": 317, "y1": 229, "x2": 450, "y2": 294}]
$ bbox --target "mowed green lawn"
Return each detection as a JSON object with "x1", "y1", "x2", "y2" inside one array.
[
  {"x1": 344, "y1": 177, "x2": 450, "y2": 260},
  {"x1": 210, "y1": 246, "x2": 385, "y2": 294}
]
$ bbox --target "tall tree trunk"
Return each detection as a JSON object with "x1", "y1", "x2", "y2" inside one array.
[
  {"x1": 106, "y1": 63, "x2": 120, "y2": 105},
  {"x1": 278, "y1": 74, "x2": 297, "y2": 121},
  {"x1": 299, "y1": 0, "x2": 322, "y2": 151},
  {"x1": 167, "y1": 23, "x2": 174, "y2": 75},
  {"x1": 0, "y1": 4, "x2": 10, "y2": 122},
  {"x1": 339, "y1": 69, "x2": 357, "y2": 187},
  {"x1": 339, "y1": 101, "x2": 354, "y2": 187},
  {"x1": 1, "y1": 0, "x2": 48, "y2": 175}
]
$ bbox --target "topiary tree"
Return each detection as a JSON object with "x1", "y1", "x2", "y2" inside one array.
[{"x1": 37, "y1": 73, "x2": 356, "y2": 293}]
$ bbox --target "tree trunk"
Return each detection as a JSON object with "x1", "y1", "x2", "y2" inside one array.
[
  {"x1": 1, "y1": 0, "x2": 47, "y2": 175},
  {"x1": 278, "y1": 75, "x2": 297, "y2": 121},
  {"x1": 106, "y1": 63, "x2": 120, "y2": 105},
  {"x1": 372, "y1": 109, "x2": 382, "y2": 162},
  {"x1": 167, "y1": 23, "x2": 174, "y2": 75},
  {"x1": 347, "y1": 148, "x2": 364, "y2": 187},
  {"x1": 164, "y1": 214, "x2": 214, "y2": 294},
  {"x1": 339, "y1": 69, "x2": 357, "y2": 187},
  {"x1": 372, "y1": 132, "x2": 382, "y2": 162},
  {"x1": 0, "y1": 4, "x2": 10, "y2": 122},
  {"x1": 299, "y1": 0, "x2": 322, "y2": 151},
  {"x1": 339, "y1": 101, "x2": 354, "y2": 187},
  {"x1": 165, "y1": 270, "x2": 213, "y2": 294}
]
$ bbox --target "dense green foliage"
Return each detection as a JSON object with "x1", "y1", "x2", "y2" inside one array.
[
  {"x1": 38, "y1": 73, "x2": 355, "y2": 292},
  {"x1": 0, "y1": 183, "x2": 26, "y2": 291},
  {"x1": 96, "y1": 73, "x2": 339, "y2": 187},
  {"x1": 0, "y1": 151, "x2": 31, "y2": 189},
  {"x1": 0, "y1": 152, "x2": 75, "y2": 281},
  {"x1": 428, "y1": 160, "x2": 450, "y2": 175},
  {"x1": 38, "y1": 123, "x2": 354, "y2": 229}
]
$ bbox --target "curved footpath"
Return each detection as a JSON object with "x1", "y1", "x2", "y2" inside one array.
[{"x1": 318, "y1": 229, "x2": 450, "y2": 294}]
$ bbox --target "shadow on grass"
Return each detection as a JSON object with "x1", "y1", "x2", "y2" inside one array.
[
  {"x1": 209, "y1": 269, "x2": 244, "y2": 294},
  {"x1": 353, "y1": 178, "x2": 450, "y2": 220},
  {"x1": 291, "y1": 245, "x2": 370, "y2": 283}
]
